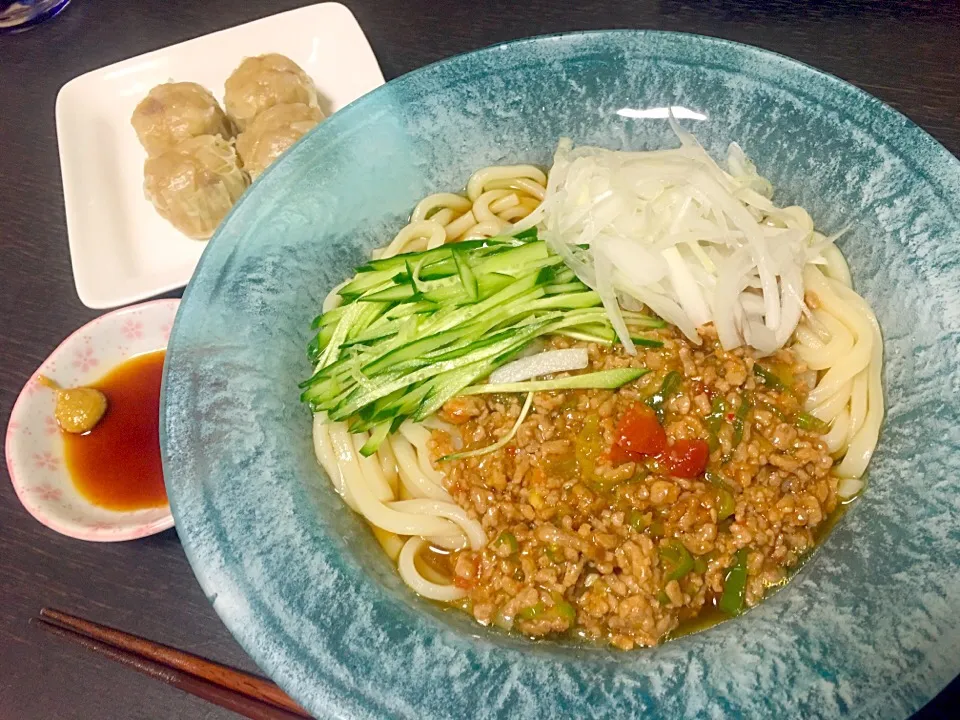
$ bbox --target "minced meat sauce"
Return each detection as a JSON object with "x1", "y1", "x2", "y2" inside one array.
[{"x1": 429, "y1": 327, "x2": 837, "y2": 649}]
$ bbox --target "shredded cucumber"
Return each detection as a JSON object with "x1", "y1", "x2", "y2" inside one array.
[
  {"x1": 463, "y1": 368, "x2": 647, "y2": 395},
  {"x1": 301, "y1": 232, "x2": 662, "y2": 453}
]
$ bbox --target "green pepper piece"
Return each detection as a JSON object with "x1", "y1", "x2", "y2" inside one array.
[
  {"x1": 731, "y1": 395, "x2": 751, "y2": 450},
  {"x1": 704, "y1": 396, "x2": 727, "y2": 452},
  {"x1": 646, "y1": 370, "x2": 682, "y2": 423},
  {"x1": 548, "y1": 592, "x2": 577, "y2": 624},
  {"x1": 628, "y1": 510, "x2": 652, "y2": 532},
  {"x1": 795, "y1": 411, "x2": 830, "y2": 434},
  {"x1": 715, "y1": 487, "x2": 736, "y2": 520},
  {"x1": 705, "y1": 471, "x2": 737, "y2": 520},
  {"x1": 755, "y1": 398, "x2": 788, "y2": 422},
  {"x1": 554, "y1": 600, "x2": 576, "y2": 623},
  {"x1": 518, "y1": 601, "x2": 545, "y2": 620},
  {"x1": 693, "y1": 549, "x2": 718, "y2": 575},
  {"x1": 753, "y1": 363, "x2": 791, "y2": 392},
  {"x1": 659, "y1": 539, "x2": 694, "y2": 581},
  {"x1": 545, "y1": 543, "x2": 564, "y2": 563},
  {"x1": 493, "y1": 531, "x2": 519, "y2": 555},
  {"x1": 575, "y1": 415, "x2": 602, "y2": 479},
  {"x1": 718, "y1": 548, "x2": 750, "y2": 615}
]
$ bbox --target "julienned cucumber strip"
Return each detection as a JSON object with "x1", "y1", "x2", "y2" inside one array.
[
  {"x1": 463, "y1": 368, "x2": 648, "y2": 395},
  {"x1": 339, "y1": 267, "x2": 406, "y2": 298},
  {"x1": 327, "y1": 324, "x2": 545, "y2": 421},
  {"x1": 453, "y1": 252, "x2": 479, "y2": 302},
  {"x1": 413, "y1": 356, "x2": 503, "y2": 421},
  {"x1": 317, "y1": 303, "x2": 364, "y2": 370},
  {"x1": 356, "y1": 232, "x2": 529, "y2": 275},
  {"x1": 622, "y1": 311, "x2": 666, "y2": 329},
  {"x1": 359, "y1": 422, "x2": 391, "y2": 456},
  {"x1": 357, "y1": 239, "x2": 490, "y2": 274}
]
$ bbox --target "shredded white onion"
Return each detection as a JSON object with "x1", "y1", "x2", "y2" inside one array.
[
  {"x1": 488, "y1": 348, "x2": 589, "y2": 384},
  {"x1": 529, "y1": 122, "x2": 833, "y2": 353}
]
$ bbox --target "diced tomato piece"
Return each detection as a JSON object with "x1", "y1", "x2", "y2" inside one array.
[
  {"x1": 608, "y1": 441, "x2": 637, "y2": 466},
  {"x1": 613, "y1": 404, "x2": 667, "y2": 462},
  {"x1": 453, "y1": 575, "x2": 475, "y2": 590},
  {"x1": 660, "y1": 438, "x2": 710, "y2": 478}
]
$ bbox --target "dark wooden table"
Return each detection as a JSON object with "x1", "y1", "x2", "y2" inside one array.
[{"x1": 1, "y1": 1, "x2": 957, "y2": 718}]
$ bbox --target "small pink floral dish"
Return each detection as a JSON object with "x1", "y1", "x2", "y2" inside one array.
[{"x1": 5, "y1": 299, "x2": 179, "y2": 541}]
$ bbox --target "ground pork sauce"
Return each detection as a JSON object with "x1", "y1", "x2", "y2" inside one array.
[{"x1": 428, "y1": 326, "x2": 838, "y2": 649}]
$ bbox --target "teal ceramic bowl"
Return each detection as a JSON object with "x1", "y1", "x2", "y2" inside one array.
[{"x1": 161, "y1": 31, "x2": 960, "y2": 719}]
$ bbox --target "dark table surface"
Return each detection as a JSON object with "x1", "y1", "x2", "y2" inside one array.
[{"x1": 1, "y1": 1, "x2": 957, "y2": 718}]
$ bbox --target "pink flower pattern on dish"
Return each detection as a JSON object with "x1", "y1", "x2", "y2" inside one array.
[
  {"x1": 121, "y1": 319, "x2": 144, "y2": 340},
  {"x1": 7, "y1": 300, "x2": 179, "y2": 541},
  {"x1": 73, "y1": 347, "x2": 99, "y2": 372},
  {"x1": 33, "y1": 452, "x2": 60, "y2": 471},
  {"x1": 30, "y1": 484, "x2": 63, "y2": 502}
]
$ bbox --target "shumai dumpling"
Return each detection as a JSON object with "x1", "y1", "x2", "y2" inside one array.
[
  {"x1": 235, "y1": 103, "x2": 323, "y2": 178},
  {"x1": 143, "y1": 135, "x2": 249, "y2": 240},
  {"x1": 223, "y1": 54, "x2": 318, "y2": 130},
  {"x1": 131, "y1": 82, "x2": 233, "y2": 157}
]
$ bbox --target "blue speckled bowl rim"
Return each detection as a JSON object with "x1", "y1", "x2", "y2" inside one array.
[{"x1": 162, "y1": 29, "x2": 960, "y2": 719}]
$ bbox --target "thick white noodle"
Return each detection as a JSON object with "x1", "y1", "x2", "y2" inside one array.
[
  {"x1": 371, "y1": 526, "x2": 405, "y2": 561},
  {"x1": 376, "y1": 438, "x2": 400, "y2": 495},
  {"x1": 820, "y1": 244, "x2": 853, "y2": 286},
  {"x1": 383, "y1": 165, "x2": 546, "y2": 252},
  {"x1": 809, "y1": 383, "x2": 852, "y2": 422},
  {"x1": 327, "y1": 423, "x2": 460, "y2": 537},
  {"x1": 351, "y1": 434, "x2": 395, "y2": 503},
  {"x1": 398, "y1": 537, "x2": 467, "y2": 601},
  {"x1": 398, "y1": 422, "x2": 448, "y2": 485},
  {"x1": 411, "y1": 192, "x2": 472, "y2": 222},
  {"x1": 390, "y1": 434, "x2": 451, "y2": 501},
  {"x1": 823, "y1": 408, "x2": 851, "y2": 454},
  {"x1": 312, "y1": 414, "x2": 359, "y2": 512},
  {"x1": 794, "y1": 311, "x2": 855, "y2": 370},
  {"x1": 830, "y1": 280, "x2": 884, "y2": 479},
  {"x1": 466, "y1": 165, "x2": 546, "y2": 201},
  {"x1": 380, "y1": 220, "x2": 447, "y2": 259},
  {"x1": 792, "y1": 265, "x2": 884, "y2": 487},
  {"x1": 390, "y1": 498, "x2": 487, "y2": 551}
]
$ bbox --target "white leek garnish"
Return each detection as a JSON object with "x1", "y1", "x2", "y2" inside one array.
[
  {"x1": 488, "y1": 348, "x2": 589, "y2": 384},
  {"x1": 527, "y1": 125, "x2": 833, "y2": 353}
]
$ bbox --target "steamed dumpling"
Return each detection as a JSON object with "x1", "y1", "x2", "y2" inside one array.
[
  {"x1": 235, "y1": 103, "x2": 323, "y2": 178},
  {"x1": 131, "y1": 82, "x2": 233, "y2": 157},
  {"x1": 223, "y1": 54, "x2": 318, "y2": 130},
  {"x1": 143, "y1": 135, "x2": 249, "y2": 240}
]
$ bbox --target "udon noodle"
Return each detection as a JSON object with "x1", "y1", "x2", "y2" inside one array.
[
  {"x1": 793, "y1": 246, "x2": 884, "y2": 495},
  {"x1": 309, "y1": 158, "x2": 884, "y2": 615}
]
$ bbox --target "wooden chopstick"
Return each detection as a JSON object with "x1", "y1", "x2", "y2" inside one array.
[{"x1": 35, "y1": 608, "x2": 312, "y2": 720}]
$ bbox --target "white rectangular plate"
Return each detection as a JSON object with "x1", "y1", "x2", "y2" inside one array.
[{"x1": 56, "y1": 2, "x2": 385, "y2": 309}]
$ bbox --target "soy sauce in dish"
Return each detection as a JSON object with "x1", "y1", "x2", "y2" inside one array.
[{"x1": 62, "y1": 350, "x2": 167, "y2": 510}]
